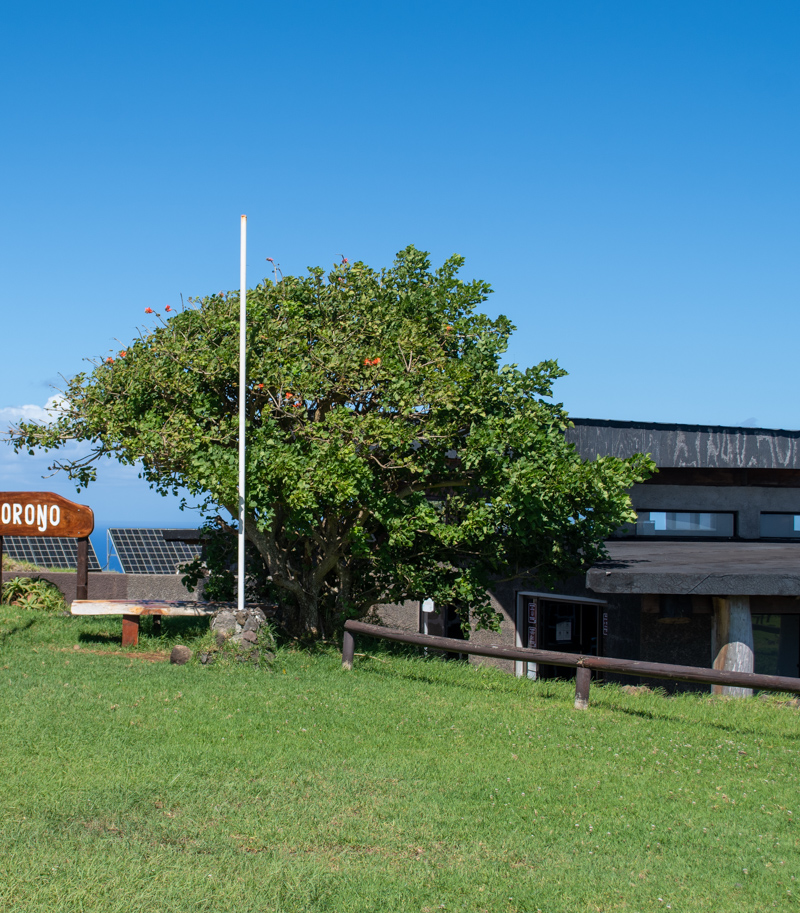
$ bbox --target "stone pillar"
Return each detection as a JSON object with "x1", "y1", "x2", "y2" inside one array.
[{"x1": 711, "y1": 596, "x2": 754, "y2": 698}]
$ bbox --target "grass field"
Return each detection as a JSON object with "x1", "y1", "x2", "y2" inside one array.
[{"x1": 0, "y1": 603, "x2": 798, "y2": 912}]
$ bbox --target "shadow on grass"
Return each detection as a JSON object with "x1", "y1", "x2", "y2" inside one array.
[
  {"x1": 601, "y1": 693, "x2": 800, "y2": 739},
  {"x1": 347, "y1": 651, "x2": 553, "y2": 698},
  {"x1": 346, "y1": 651, "x2": 800, "y2": 733},
  {"x1": 0, "y1": 615, "x2": 38, "y2": 647},
  {"x1": 77, "y1": 631, "x2": 120, "y2": 645},
  {"x1": 76, "y1": 616, "x2": 212, "y2": 647}
]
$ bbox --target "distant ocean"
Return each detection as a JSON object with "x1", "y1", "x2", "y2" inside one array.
[{"x1": 89, "y1": 527, "x2": 122, "y2": 572}]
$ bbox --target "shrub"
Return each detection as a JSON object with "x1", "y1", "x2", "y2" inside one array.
[{"x1": 1, "y1": 577, "x2": 69, "y2": 613}]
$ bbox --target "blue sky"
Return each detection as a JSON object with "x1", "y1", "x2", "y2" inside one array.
[{"x1": 2, "y1": 0, "x2": 799, "y2": 532}]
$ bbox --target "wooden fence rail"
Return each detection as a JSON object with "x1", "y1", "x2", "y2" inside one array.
[{"x1": 341, "y1": 619, "x2": 800, "y2": 709}]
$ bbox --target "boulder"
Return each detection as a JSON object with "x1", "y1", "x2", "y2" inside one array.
[{"x1": 170, "y1": 645, "x2": 192, "y2": 665}]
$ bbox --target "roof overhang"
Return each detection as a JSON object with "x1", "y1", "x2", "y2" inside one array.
[{"x1": 587, "y1": 541, "x2": 800, "y2": 596}]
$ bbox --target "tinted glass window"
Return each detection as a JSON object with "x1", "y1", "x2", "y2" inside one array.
[
  {"x1": 760, "y1": 514, "x2": 800, "y2": 538},
  {"x1": 635, "y1": 511, "x2": 734, "y2": 537}
]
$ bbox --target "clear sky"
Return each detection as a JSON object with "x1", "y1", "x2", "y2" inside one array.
[{"x1": 2, "y1": 0, "x2": 799, "y2": 532}]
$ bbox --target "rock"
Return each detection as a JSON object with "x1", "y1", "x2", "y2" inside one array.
[
  {"x1": 242, "y1": 630, "x2": 257, "y2": 644},
  {"x1": 170, "y1": 645, "x2": 192, "y2": 665},
  {"x1": 235, "y1": 611, "x2": 247, "y2": 625},
  {"x1": 211, "y1": 610, "x2": 237, "y2": 634},
  {"x1": 243, "y1": 616, "x2": 261, "y2": 633},
  {"x1": 215, "y1": 631, "x2": 228, "y2": 647}
]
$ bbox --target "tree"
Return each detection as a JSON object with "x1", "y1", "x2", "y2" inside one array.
[{"x1": 10, "y1": 246, "x2": 653, "y2": 635}]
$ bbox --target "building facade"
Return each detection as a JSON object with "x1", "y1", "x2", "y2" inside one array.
[{"x1": 377, "y1": 419, "x2": 800, "y2": 693}]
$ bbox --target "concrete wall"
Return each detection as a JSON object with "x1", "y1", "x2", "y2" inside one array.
[
  {"x1": 1, "y1": 571, "x2": 202, "y2": 603},
  {"x1": 627, "y1": 483, "x2": 800, "y2": 539},
  {"x1": 639, "y1": 601, "x2": 713, "y2": 693},
  {"x1": 465, "y1": 579, "x2": 520, "y2": 675},
  {"x1": 372, "y1": 585, "x2": 522, "y2": 675}
]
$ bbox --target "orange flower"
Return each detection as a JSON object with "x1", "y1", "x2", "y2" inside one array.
[
  {"x1": 119, "y1": 350, "x2": 127, "y2": 357},
  {"x1": 372, "y1": 357, "x2": 381, "y2": 365},
  {"x1": 144, "y1": 307, "x2": 153, "y2": 314},
  {"x1": 106, "y1": 357, "x2": 114, "y2": 363}
]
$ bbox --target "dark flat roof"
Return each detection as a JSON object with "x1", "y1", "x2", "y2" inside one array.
[
  {"x1": 587, "y1": 541, "x2": 800, "y2": 597},
  {"x1": 567, "y1": 419, "x2": 800, "y2": 470}
]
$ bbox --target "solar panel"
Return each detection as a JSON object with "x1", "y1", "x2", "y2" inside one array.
[
  {"x1": 109, "y1": 528, "x2": 202, "y2": 575},
  {"x1": 3, "y1": 537, "x2": 101, "y2": 571}
]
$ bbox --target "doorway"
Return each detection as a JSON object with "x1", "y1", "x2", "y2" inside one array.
[
  {"x1": 752, "y1": 614, "x2": 800, "y2": 678},
  {"x1": 515, "y1": 591, "x2": 606, "y2": 679}
]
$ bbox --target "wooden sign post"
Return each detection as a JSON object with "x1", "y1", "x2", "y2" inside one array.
[{"x1": 0, "y1": 493, "x2": 95, "y2": 600}]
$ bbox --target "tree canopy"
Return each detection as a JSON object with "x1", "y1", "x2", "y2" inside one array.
[{"x1": 10, "y1": 246, "x2": 653, "y2": 635}]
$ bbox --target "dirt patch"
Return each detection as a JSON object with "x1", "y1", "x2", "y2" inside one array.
[{"x1": 57, "y1": 646, "x2": 170, "y2": 663}]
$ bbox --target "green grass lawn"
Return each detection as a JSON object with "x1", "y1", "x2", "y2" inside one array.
[{"x1": 0, "y1": 604, "x2": 798, "y2": 913}]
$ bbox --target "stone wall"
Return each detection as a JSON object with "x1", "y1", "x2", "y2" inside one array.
[{"x1": 0, "y1": 570, "x2": 203, "y2": 603}]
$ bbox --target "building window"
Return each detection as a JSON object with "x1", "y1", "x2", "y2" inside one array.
[
  {"x1": 634, "y1": 511, "x2": 734, "y2": 537},
  {"x1": 760, "y1": 513, "x2": 800, "y2": 538}
]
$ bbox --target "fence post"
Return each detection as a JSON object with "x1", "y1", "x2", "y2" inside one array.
[
  {"x1": 342, "y1": 629, "x2": 355, "y2": 670},
  {"x1": 574, "y1": 666, "x2": 591, "y2": 710}
]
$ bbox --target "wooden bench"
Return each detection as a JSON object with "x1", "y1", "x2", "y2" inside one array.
[{"x1": 71, "y1": 600, "x2": 218, "y2": 646}]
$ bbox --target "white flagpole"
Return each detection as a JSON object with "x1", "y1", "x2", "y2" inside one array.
[{"x1": 238, "y1": 214, "x2": 247, "y2": 613}]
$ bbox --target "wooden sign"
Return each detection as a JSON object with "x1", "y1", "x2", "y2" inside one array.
[{"x1": 0, "y1": 492, "x2": 94, "y2": 538}]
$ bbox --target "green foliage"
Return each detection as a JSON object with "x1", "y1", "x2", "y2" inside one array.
[
  {"x1": 1, "y1": 576, "x2": 68, "y2": 613},
  {"x1": 180, "y1": 520, "x2": 278, "y2": 604},
  {"x1": 10, "y1": 246, "x2": 653, "y2": 635}
]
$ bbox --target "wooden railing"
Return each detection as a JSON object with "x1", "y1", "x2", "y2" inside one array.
[{"x1": 341, "y1": 619, "x2": 800, "y2": 709}]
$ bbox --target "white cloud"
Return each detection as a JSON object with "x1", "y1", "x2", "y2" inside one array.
[
  {"x1": 0, "y1": 395, "x2": 66, "y2": 427},
  {"x1": 0, "y1": 396, "x2": 195, "y2": 526}
]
